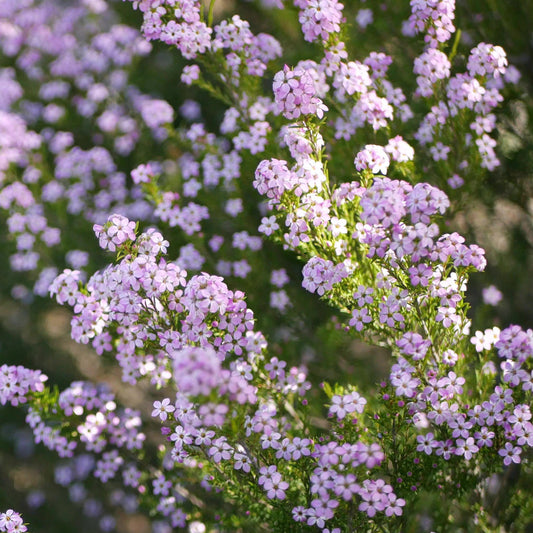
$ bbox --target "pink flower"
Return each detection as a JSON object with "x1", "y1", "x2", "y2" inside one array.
[
  {"x1": 273, "y1": 65, "x2": 328, "y2": 120},
  {"x1": 152, "y1": 398, "x2": 175, "y2": 421}
]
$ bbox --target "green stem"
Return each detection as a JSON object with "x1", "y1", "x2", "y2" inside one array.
[
  {"x1": 448, "y1": 29, "x2": 462, "y2": 64},
  {"x1": 207, "y1": 0, "x2": 216, "y2": 27}
]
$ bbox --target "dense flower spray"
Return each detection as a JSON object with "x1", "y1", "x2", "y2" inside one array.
[{"x1": 0, "y1": 0, "x2": 531, "y2": 531}]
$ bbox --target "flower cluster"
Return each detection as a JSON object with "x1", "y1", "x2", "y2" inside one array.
[
  {"x1": 23, "y1": 377, "x2": 146, "y2": 461},
  {"x1": 139, "y1": 0, "x2": 211, "y2": 59},
  {"x1": 354, "y1": 145, "x2": 390, "y2": 175},
  {"x1": 302, "y1": 257, "x2": 349, "y2": 296},
  {"x1": 294, "y1": 0, "x2": 344, "y2": 43},
  {"x1": 384, "y1": 321, "x2": 533, "y2": 472},
  {"x1": 43, "y1": 218, "x2": 436, "y2": 530},
  {"x1": 0, "y1": 365, "x2": 47, "y2": 407},
  {"x1": 0, "y1": 510, "x2": 27, "y2": 533},
  {"x1": 468, "y1": 42, "x2": 508, "y2": 78},
  {"x1": 50, "y1": 215, "x2": 260, "y2": 384},
  {"x1": 273, "y1": 65, "x2": 328, "y2": 120},
  {"x1": 406, "y1": 0, "x2": 456, "y2": 48},
  {"x1": 93, "y1": 214, "x2": 137, "y2": 252},
  {"x1": 0, "y1": 0, "x2": 174, "y2": 291},
  {"x1": 411, "y1": 34, "x2": 515, "y2": 180}
]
